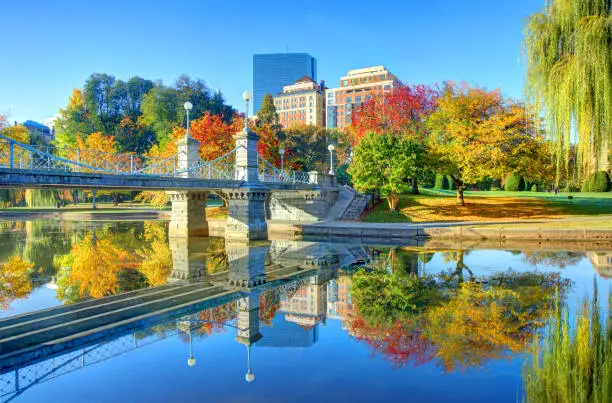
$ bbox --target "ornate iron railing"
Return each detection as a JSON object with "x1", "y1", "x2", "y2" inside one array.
[{"x1": 256, "y1": 154, "x2": 310, "y2": 184}]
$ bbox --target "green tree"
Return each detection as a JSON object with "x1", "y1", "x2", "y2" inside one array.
[
  {"x1": 282, "y1": 124, "x2": 328, "y2": 171},
  {"x1": 53, "y1": 89, "x2": 94, "y2": 150},
  {"x1": 524, "y1": 0, "x2": 611, "y2": 175},
  {"x1": 349, "y1": 131, "x2": 425, "y2": 211},
  {"x1": 256, "y1": 93, "x2": 280, "y2": 130}
]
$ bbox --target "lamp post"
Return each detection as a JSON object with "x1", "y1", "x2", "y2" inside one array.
[
  {"x1": 187, "y1": 328, "x2": 196, "y2": 367},
  {"x1": 184, "y1": 102, "x2": 193, "y2": 139},
  {"x1": 245, "y1": 345, "x2": 255, "y2": 383},
  {"x1": 242, "y1": 91, "x2": 251, "y2": 131},
  {"x1": 327, "y1": 144, "x2": 335, "y2": 175},
  {"x1": 279, "y1": 148, "x2": 285, "y2": 172}
]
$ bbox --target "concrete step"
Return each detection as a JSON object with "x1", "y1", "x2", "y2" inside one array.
[
  {"x1": 0, "y1": 283, "x2": 225, "y2": 357},
  {"x1": 0, "y1": 283, "x2": 181, "y2": 330},
  {"x1": 0, "y1": 282, "x2": 209, "y2": 341}
]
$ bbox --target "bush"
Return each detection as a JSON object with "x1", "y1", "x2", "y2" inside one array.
[
  {"x1": 581, "y1": 178, "x2": 590, "y2": 192},
  {"x1": 434, "y1": 174, "x2": 449, "y2": 190},
  {"x1": 446, "y1": 175, "x2": 456, "y2": 190},
  {"x1": 588, "y1": 171, "x2": 611, "y2": 193},
  {"x1": 336, "y1": 163, "x2": 352, "y2": 186},
  {"x1": 531, "y1": 184, "x2": 538, "y2": 192},
  {"x1": 504, "y1": 174, "x2": 525, "y2": 192}
]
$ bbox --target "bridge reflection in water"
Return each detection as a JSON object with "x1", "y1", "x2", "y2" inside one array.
[{"x1": 0, "y1": 239, "x2": 370, "y2": 402}]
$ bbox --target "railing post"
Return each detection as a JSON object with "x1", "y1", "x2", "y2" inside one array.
[
  {"x1": 130, "y1": 155, "x2": 134, "y2": 174},
  {"x1": 77, "y1": 149, "x2": 81, "y2": 173},
  {"x1": 9, "y1": 141, "x2": 14, "y2": 169}
]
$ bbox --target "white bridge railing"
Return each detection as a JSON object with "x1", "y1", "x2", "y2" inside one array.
[{"x1": 0, "y1": 134, "x2": 313, "y2": 185}]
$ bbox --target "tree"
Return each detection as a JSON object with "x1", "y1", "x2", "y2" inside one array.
[
  {"x1": 349, "y1": 131, "x2": 425, "y2": 211},
  {"x1": 256, "y1": 93, "x2": 280, "y2": 130},
  {"x1": 53, "y1": 89, "x2": 94, "y2": 150},
  {"x1": 140, "y1": 75, "x2": 235, "y2": 147},
  {"x1": 0, "y1": 256, "x2": 34, "y2": 310},
  {"x1": 0, "y1": 113, "x2": 9, "y2": 130},
  {"x1": 427, "y1": 83, "x2": 547, "y2": 205},
  {"x1": 282, "y1": 124, "x2": 329, "y2": 171},
  {"x1": 350, "y1": 84, "x2": 438, "y2": 193},
  {"x1": 524, "y1": 0, "x2": 611, "y2": 175},
  {"x1": 170, "y1": 112, "x2": 242, "y2": 161},
  {"x1": 61, "y1": 231, "x2": 128, "y2": 299}
]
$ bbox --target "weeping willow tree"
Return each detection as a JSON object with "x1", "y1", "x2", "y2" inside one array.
[{"x1": 524, "y1": 0, "x2": 611, "y2": 180}]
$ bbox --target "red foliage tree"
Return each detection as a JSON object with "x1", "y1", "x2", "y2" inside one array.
[{"x1": 349, "y1": 84, "x2": 438, "y2": 145}]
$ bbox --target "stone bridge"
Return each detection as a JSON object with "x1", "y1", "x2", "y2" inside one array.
[{"x1": 0, "y1": 128, "x2": 340, "y2": 240}]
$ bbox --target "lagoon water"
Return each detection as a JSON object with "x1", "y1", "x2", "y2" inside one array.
[{"x1": 0, "y1": 220, "x2": 609, "y2": 403}]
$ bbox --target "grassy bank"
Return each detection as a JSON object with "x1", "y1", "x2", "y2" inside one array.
[{"x1": 362, "y1": 189, "x2": 612, "y2": 224}]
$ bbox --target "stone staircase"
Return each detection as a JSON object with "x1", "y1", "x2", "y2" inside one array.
[{"x1": 341, "y1": 187, "x2": 369, "y2": 221}]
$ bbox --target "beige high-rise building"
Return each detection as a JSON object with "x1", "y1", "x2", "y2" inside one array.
[
  {"x1": 326, "y1": 66, "x2": 400, "y2": 130},
  {"x1": 273, "y1": 76, "x2": 326, "y2": 129}
]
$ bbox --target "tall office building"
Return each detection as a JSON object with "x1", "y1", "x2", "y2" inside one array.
[
  {"x1": 326, "y1": 66, "x2": 400, "y2": 130},
  {"x1": 253, "y1": 53, "x2": 317, "y2": 114}
]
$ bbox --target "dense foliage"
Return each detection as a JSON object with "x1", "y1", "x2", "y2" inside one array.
[
  {"x1": 504, "y1": 174, "x2": 526, "y2": 192},
  {"x1": 524, "y1": 0, "x2": 611, "y2": 175}
]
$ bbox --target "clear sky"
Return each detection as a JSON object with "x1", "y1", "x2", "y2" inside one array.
[{"x1": 0, "y1": 0, "x2": 544, "y2": 125}]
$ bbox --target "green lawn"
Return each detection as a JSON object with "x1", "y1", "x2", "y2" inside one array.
[{"x1": 362, "y1": 188, "x2": 612, "y2": 224}]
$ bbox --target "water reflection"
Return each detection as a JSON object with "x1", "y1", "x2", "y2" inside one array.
[{"x1": 0, "y1": 221, "x2": 610, "y2": 402}]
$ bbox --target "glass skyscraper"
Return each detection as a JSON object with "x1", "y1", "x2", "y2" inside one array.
[{"x1": 253, "y1": 53, "x2": 317, "y2": 114}]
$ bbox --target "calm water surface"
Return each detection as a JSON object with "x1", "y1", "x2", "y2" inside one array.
[{"x1": 0, "y1": 220, "x2": 609, "y2": 403}]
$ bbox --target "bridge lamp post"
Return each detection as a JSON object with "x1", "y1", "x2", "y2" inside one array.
[
  {"x1": 279, "y1": 148, "x2": 285, "y2": 172},
  {"x1": 327, "y1": 144, "x2": 335, "y2": 175},
  {"x1": 187, "y1": 328, "x2": 196, "y2": 367},
  {"x1": 242, "y1": 91, "x2": 251, "y2": 130},
  {"x1": 184, "y1": 102, "x2": 193, "y2": 139}
]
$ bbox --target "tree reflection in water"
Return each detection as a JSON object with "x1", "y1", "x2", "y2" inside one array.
[{"x1": 348, "y1": 250, "x2": 572, "y2": 372}]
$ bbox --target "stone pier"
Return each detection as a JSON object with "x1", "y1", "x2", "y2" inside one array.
[
  {"x1": 167, "y1": 135, "x2": 210, "y2": 237},
  {"x1": 168, "y1": 236, "x2": 208, "y2": 282},
  {"x1": 224, "y1": 127, "x2": 270, "y2": 240},
  {"x1": 226, "y1": 240, "x2": 269, "y2": 288}
]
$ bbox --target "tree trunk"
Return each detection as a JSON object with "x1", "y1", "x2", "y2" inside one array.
[
  {"x1": 113, "y1": 193, "x2": 119, "y2": 206},
  {"x1": 387, "y1": 192, "x2": 399, "y2": 212},
  {"x1": 411, "y1": 178, "x2": 419, "y2": 195},
  {"x1": 456, "y1": 186, "x2": 466, "y2": 206}
]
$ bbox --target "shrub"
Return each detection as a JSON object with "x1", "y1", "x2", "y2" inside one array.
[
  {"x1": 581, "y1": 178, "x2": 590, "y2": 192},
  {"x1": 336, "y1": 163, "x2": 352, "y2": 186},
  {"x1": 588, "y1": 171, "x2": 611, "y2": 193},
  {"x1": 434, "y1": 174, "x2": 449, "y2": 190},
  {"x1": 504, "y1": 174, "x2": 525, "y2": 192},
  {"x1": 531, "y1": 184, "x2": 538, "y2": 192}
]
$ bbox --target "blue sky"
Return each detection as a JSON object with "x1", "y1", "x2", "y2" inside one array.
[{"x1": 0, "y1": 0, "x2": 543, "y2": 124}]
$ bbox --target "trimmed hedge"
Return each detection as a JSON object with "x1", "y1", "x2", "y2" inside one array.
[
  {"x1": 504, "y1": 174, "x2": 525, "y2": 192},
  {"x1": 587, "y1": 171, "x2": 611, "y2": 193},
  {"x1": 531, "y1": 184, "x2": 538, "y2": 192},
  {"x1": 446, "y1": 175, "x2": 456, "y2": 190},
  {"x1": 434, "y1": 174, "x2": 449, "y2": 190}
]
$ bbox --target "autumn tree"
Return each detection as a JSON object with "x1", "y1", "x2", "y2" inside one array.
[
  {"x1": 138, "y1": 222, "x2": 172, "y2": 286},
  {"x1": 427, "y1": 83, "x2": 547, "y2": 205},
  {"x1": 349, "y1": 131, "x2": 425, "y2": 211},
  {"x1": 53, "y1": 89, "x2": 94, "y2": 150},
  {"x1": 350, "y1": 84, "x2": 438, "y2": 193},
  {"x1": 282, "y1": 124, "x2": 329, "y2": 171},
  {"x1": 0, "y1": 256, "x2": 34, "y2": 310},
  {"x1": 60, "y1": 231, "x2": 128, "y2": 299}
]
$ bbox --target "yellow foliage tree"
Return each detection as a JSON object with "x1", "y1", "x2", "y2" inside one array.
[
  {"x1": 0, "y1": 256, "x2": 34, "y2": 310},
  {"x1": 67, "y1": 232, "x2": 127, "y2": 298}
]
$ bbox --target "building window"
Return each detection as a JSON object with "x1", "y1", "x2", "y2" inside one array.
[
  {"x1": 356, "y1": 96, "x2": 362, "y2": 102},
  {"x1": 346, "y1": 97, "x2": 352, "y2": 103},
  {"x1": 365, "y1": 95, "x2": 371, "y2": 101},
  {"x1": 384, "y1": 84, "x2": 391, "y2": 90}
]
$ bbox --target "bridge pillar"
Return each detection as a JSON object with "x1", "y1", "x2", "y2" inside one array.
[
  {"x1": 224, "y1": 127, "x2": 270, "y2": 240},
  {"x1": 176, "y1": 135, "x2": 200, "y2": 178},
  {"x1": 168, "y1": 236, "x2": 208, "y2": 282},
  {"x1": 226, "y1": 240, "x2": 269, "y2": 288},
  {"x1": 235, "y1": 291, "x2": 263, "y2": 346},
  {"x1": 168, "y1": 191, "x2": 209, "y2": 237}
]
